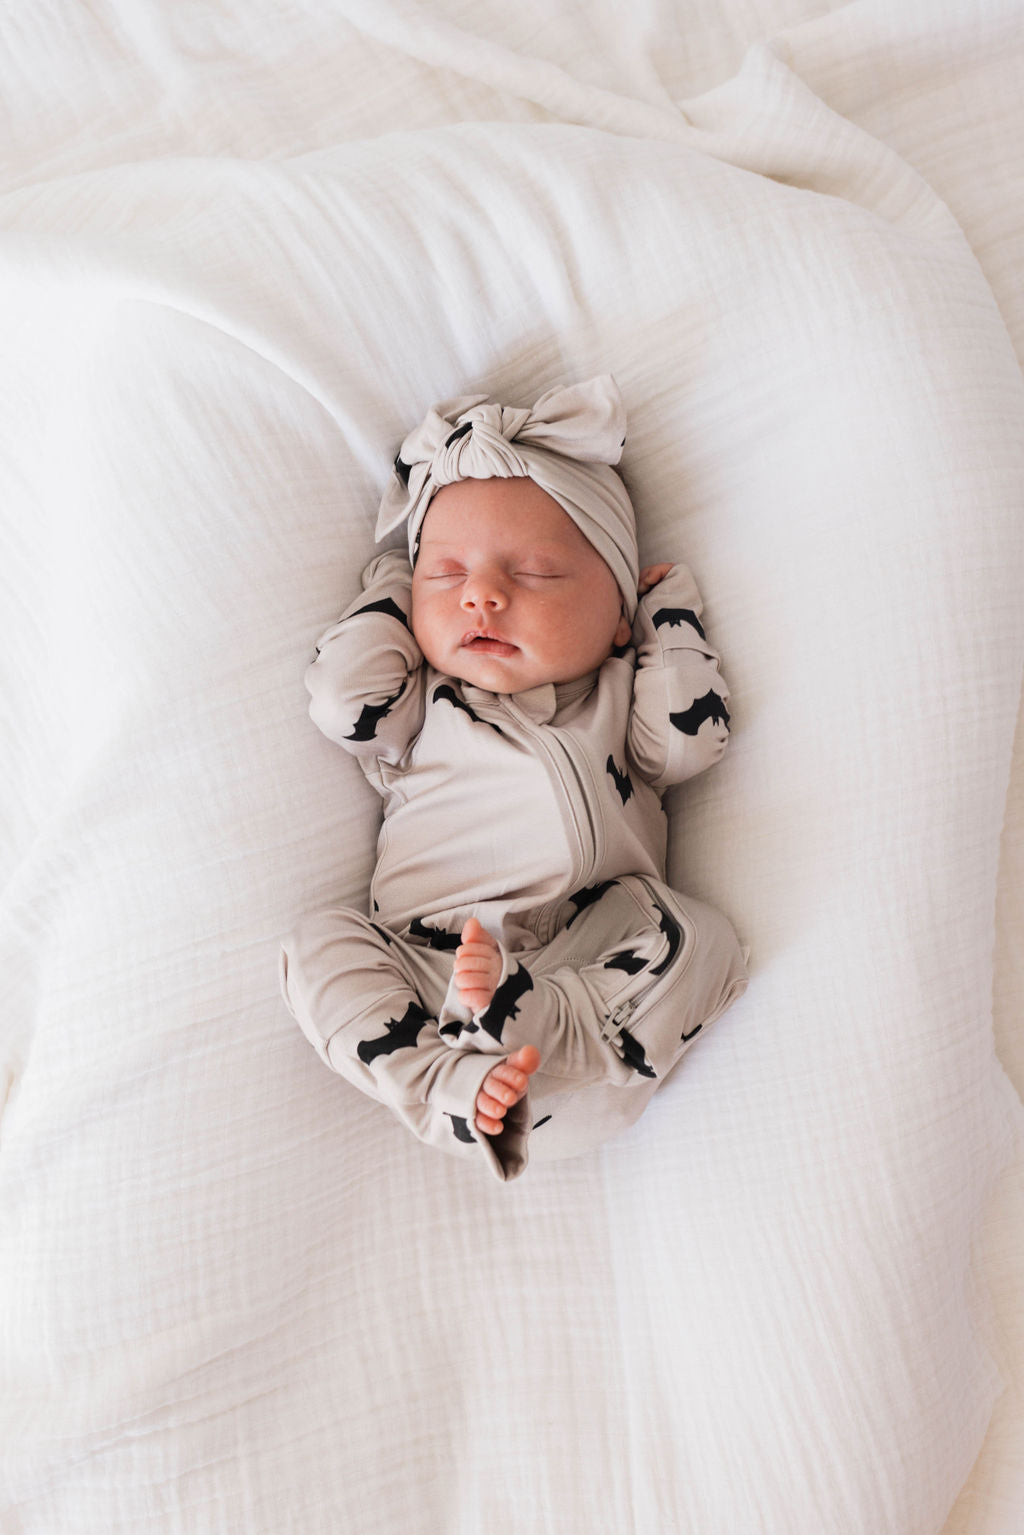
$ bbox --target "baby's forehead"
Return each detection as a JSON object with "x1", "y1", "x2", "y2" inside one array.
[{"x1": 419, "y1": 477, "x2": 595, "y2": 557}]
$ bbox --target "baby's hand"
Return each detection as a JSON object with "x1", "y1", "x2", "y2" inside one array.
[{"x1": 638, "y1": 562, "x2": 673, "y2": 596}]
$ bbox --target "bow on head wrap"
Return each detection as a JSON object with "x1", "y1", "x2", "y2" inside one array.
[{"x1": 375, "y1": 374, "x2": 639, "y2": 619}]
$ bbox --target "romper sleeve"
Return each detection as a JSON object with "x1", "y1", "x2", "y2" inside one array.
[
  {"x1": 627, "y1": 563, "x2": 731, "y2": 791},
  {"x1": 304, "y1": 549, "x2": 426, "y2": 765}
]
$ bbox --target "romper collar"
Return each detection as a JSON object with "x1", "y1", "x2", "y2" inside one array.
[{"x1": 460, "y1": 672, "x2": 598, "y2": 725}]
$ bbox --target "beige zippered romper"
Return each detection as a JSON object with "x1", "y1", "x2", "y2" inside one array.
[{"x1": 281, "y1": 552, "x2": 748, "y2": 1180}]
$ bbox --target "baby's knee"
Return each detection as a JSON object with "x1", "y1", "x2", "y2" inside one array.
[{"x1": 638, "y1": 886, "x2": 747, "y2": 1061}]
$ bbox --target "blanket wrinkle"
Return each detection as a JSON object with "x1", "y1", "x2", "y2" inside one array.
[
  {"x1": 332, "y1": 0, "x2": 697, "y2": 141},
  {"x1": 678, "y1": 40, "x2": 958, "y2": 229}
]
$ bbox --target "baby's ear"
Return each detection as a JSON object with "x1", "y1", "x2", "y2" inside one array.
[{"x1": 613, "y1": 611, "x2": 632, "y2": 647}]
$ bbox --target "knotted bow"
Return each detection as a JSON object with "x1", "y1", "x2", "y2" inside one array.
[{"x1": 375, "y1": 374, "x2": 639, "y2": 618}]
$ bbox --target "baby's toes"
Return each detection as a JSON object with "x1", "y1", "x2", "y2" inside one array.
[
  {"x1": 487, "y1": 1063, "x2": 526, "y2": 1099},
  {"x1": 477, "y1": 1088, "x2": 507, "y2": 1118}
]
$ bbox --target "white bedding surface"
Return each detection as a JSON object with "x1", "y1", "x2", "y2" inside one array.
[{"x1": 2, "y1": 3, "x2": 1023, "y2": 1532}]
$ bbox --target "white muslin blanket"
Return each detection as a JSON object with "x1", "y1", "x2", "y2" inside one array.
[{"x1": 1, "y1": 2, "x2": 1023, "y2": 1532}]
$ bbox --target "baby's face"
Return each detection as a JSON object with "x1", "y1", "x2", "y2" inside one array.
[{"x1": 410, "y1": 477, "x2": 631, "y2": 694}]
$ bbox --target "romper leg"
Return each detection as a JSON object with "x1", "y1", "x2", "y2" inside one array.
[
  {"x1": 279, "y1": 907, "x2": 530, "y2": 1180},
  {"x1": 448, "y1": 877, "x2": 748, "y2": 1161}
]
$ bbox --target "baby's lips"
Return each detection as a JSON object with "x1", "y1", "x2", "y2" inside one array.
[{"x1": 461, "y1": 631, "x2": 518, "y2": 653}]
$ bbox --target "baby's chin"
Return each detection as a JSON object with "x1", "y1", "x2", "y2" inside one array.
[
  {"x1": 447, "y1": 649, "x2": 606, "y2": 695},
  {"x1": 449, "y1": 655, "x2": 554, "y2": 694}
]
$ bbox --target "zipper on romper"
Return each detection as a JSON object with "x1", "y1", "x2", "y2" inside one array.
[{"x1": 502, "y1": 698, "x2": 602, "y2": 938}]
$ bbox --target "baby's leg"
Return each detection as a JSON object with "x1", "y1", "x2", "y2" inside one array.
[
  {"x1": 279, "y1": 907, "x2": 531, "y2": 1179},
  {"x1": 462, "y1": 878, "x2": 747, "y2": 1095}
]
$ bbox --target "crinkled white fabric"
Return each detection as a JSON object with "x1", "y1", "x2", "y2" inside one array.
[{"x1": 1, "y1": 3, "x2": 1023, "y2": 1534}]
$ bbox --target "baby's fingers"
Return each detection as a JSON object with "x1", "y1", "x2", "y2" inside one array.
[{"x1": 637, "y1": 562, "x2": 673, "y2": 595}]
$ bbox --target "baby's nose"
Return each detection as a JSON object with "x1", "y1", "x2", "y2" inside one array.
[{"x1": 460, "y1": 573, "x2": 508, "y2": 611}]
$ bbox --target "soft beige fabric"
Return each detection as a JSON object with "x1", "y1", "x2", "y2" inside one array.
[{"x1": 376, "y1": 373, "x2": 641, "y2": 616}]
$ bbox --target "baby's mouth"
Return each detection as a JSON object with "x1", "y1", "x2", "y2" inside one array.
[{"x1": 461, "y1": 630, "x2": 518, "y2": 657}]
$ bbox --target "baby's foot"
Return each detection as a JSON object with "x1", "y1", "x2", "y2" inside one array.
[
  {"x1": 475, "y1": 1046, "x2": 542, "y2": 1138},
  {"x1": 454, "y1": 917, "x2": 503, "y2": 1015}
]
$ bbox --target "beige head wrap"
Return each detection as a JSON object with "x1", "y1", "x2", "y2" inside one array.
[{"x1": 375, "y1": 374, "x2": 639, "y2": 618}]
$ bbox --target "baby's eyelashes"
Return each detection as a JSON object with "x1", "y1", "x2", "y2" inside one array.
[{"x1": 421, "y1": 566, "x2": 563, "y2": 584}]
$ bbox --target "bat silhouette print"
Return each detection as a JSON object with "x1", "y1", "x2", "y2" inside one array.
[
  {"x1": 478, "y1": 963, "x2": 534, "y2": 1043},
  {"x1": 649, "y1": 898, "x2": 683, "y2": 977},
  {"x1": 351, "y1": 594, "x2": 411, "y2": 630},
  {"x1": 446, "y1": 1114, "x2": 475, "y2": 1144},
  {"x1": 409, "y1": 915, "x2": 461, "y2": 950},
  {"x1": 432, "y1": 682, "x2": 502, "y2": 732},
  {"x1": 345, "y1": 681, "x2": 407, "y2": 742},
  {"x1": 616, "y1": 1024, "x2": 656, "y2": 1079},
  {"x1": 669, "y1": 689, "x2": 730, "y2": 736},
  {"x1": 604, "y1": 948, "x2": 645, "y2": 976},
  {"x1": 653, "y1": 606, "x2": 706, "y2": 641},
  {"x1": 565, "y1": 879, "x2": 615, "y2": 927},
  {"x1": 606, "y1": 754, "x2": 633, "y2": 805},
  {"x1": 356, "y1": 1000, "x2": 432, "y2": 1064}
]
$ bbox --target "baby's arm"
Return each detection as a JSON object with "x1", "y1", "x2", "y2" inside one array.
[
  {"x1": 305, "y1": 549, "x2": 426, "y2": 763},
  {"x1": 627, "y1": 563, "x2": 732, "y2": 790}
]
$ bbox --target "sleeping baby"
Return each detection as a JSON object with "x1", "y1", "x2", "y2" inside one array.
[{"x1": 280, "y1": 375, "x2": 748, "y2": 1181}]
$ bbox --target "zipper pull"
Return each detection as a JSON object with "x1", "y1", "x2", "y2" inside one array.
[{"x1": 603, "y1": 998, "x2": 638, "y2": 1041}]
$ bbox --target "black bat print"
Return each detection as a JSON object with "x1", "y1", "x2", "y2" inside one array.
[
  {"x1": 606, "y1": 754, "x2": 633, "y2": 805},
  {"x1": 345, "y1": 681, "x2": 407, "y2": 742},
  {"x1": 369, "y1": 922, "x2": 394, "y2": 946},
  {"x1": 565, "y1": 879, "x2": 615, "y2": 927},
  {"x1": 356, "y1": 1000, "x2": 431, "y2": 1065},
  {"x1": 680, "y1": 1019, "x2": 703, "y2": 1045},
  {"x1": 432, "y1": 683, "x2": 502, "y2": 732},
  {"x1": 649, "y1": 900, "x2": 683, "y2": 977},
  {"x1": 478, "y1": 963, "x2": 534, "y2": 1044},
  {"x1": 408, "y1": 916, "x2": 461, "y2": 950},
  {"x1": 446, "y1": 1114, "x2": 475, "y2": 1144},
  {"x1": 445, "y1": 421, "x2": 473, "y2": 448},
  {"x1": 352, "y1": 595, "x2": 411, "y2": 630},
  {"x1": 669, "y1": 689, "x2": 730, "y2": 736},
  {"x1": 533, "y1": 1114, "x2": 552, "y2": 1130},
  {"x1": 604, "y1": 949, "x2": 645, "y2": 976},
  {"x1": 616, "y1": 1025, "x2": 656, "y2": 1079},
  {"x1": 653, "y1": 606, "x2": 706, "y2": 641},
  {"x1": 393, "y1": 452, "x2": 412, "y2": 488}
]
